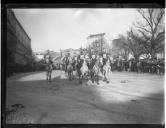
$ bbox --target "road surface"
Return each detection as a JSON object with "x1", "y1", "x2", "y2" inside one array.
[{"x1": 6, "y1": 70, "x2": 164, "y2": 124}]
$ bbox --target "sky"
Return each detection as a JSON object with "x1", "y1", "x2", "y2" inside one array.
[{"x1": 13, "y1": 9, "x2": 141, "y2": 53}]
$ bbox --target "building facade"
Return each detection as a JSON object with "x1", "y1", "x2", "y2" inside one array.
[
  {"x1": 87, "y1": 33, "x2": 109, "y2": 55},
  {"x1": 7, "y1": 9, "x2": 32, "y2": 67}
]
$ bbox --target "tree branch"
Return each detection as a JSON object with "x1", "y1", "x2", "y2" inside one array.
[
  {"x1": 154, "y1": 9, "x2": 165, "y2": 33},
  {"x1": 134, "y1": 24, "x2": 152, "y2": 34},
  {"x1": 138, "y1": 30, "x2": 151, "y2": 41},
  {"x1": 138, "y1": 9, "x2": 153, "y2": 31}
]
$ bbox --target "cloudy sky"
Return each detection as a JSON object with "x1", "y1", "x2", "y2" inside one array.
[{"x1": 13, "y1": 9, "x2": 141, "y2": 52}]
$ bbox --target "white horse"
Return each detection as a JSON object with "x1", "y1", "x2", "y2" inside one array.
[
  {"x1": 92, "y1": 59, "x2": 100, "y2": 84},
  {"x1": 103, "y1": 59, "x2": 112, "y2": 83},
  {"x1": 80, "y1": 58, "x2": 89, "y2": 79}
]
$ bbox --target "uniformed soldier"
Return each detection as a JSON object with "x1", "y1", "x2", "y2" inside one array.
[
  {"x1": 76, "y1": 54, "x2": 84, "y2": 69},
  {"x1": 44, "y1": 51, "x2": 53, "y2": 64}
]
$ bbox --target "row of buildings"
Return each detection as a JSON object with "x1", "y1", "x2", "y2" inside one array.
[
  {"x1": 86, "y1": 32, "x2": 165, "y2": 60},
  {"x1": 7, "y1": 9, "x2": 33, "y2": 75},
  {"x1": 34, "y1": 48, "x2": 80, "y2": 64}
]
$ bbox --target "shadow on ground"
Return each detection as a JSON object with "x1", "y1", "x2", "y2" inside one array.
[{"x1": 5, "y1": 71, "x2": 164, "y2": 124}]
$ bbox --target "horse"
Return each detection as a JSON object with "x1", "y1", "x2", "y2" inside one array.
[
  {"x1": 76, "y1": 57, "x2": 89, "y2": 84},
  {"x1": 67, "y1": 57, "x2": 74, "y2": 81},
  {"x1": 102, "y1": 59, "x2": 112, "y2": 83},
  {"x1": 80, "y1": 58, "x2": 89, "y2": 80},
  {"x1": 90, "y1": 58, "x2": 100, "y2": 85},
  {"x1": 99, "y1": 56, "x2": 104, "y2": 74},
  {"x1": 45, "y1": 58, "x2": 53, "y2": 82}
]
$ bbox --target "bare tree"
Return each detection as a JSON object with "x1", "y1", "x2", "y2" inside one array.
[
  {"x1": 112, "y1": 29, "x2": 147, "y2": 61},
  {"x1": 112, "y1": 35, "x2": 130, "y2": 60},
  {"x1": 126, "y1": 29, "x2": 147, "y2": 60},
  {"x1": 134, "y1": 9, "x2": 165, "y2": 59}
]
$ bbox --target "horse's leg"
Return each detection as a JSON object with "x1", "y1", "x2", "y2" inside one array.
[
  {"x1": 77, "y1": 70, "x2": 81, "y2": 84},
  {"x1": 46, "y1": 72, "x2": 48, "y2": 81},
  {"x1": 71, "y1": 71, "x2": 73, "y2": 80},
  {"x1": 79, "y1": 75, "x2": 81, "y2": 84},
  {"x1": 106, "y1": 72, "x2": 109, "y2": 83},
  {"x1": 91, "y1": 71, "x2": 94, "y2": 83},
  {"x1": 49, "y1": 72, "x2": 51, "y2": 82},
  {"x1": 68, "y1": 71, "x2": 71, "y2": 81},
  {"x1": 69, "y1": 72, "x2": 71, "y2": 80},
  {"x1": 50, "y1": 70, "x2": 52, "y2": 82},
  {"x1": 70, "y1": 71, "x2": 72, "y2": 81},
  {"x1": 49, "y1": 71, "x2": 51, "y2": 82},
  {"x1": 79, "y1": 74, "x2": 83, "y2": 84},
  {"x1": 46, "y1": 71, "x2": 48, "y2": 81},
  {"x1": 46, "y1": 71, "x2": 49, "y2": 81},
  {"x1": 103, "y1": 71, "x2": 106, "y2": 81},
  {"x1": 95, "y1": 72, "x2": 99, "y2": 85}
]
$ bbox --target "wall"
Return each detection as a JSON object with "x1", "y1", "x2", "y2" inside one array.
[{"x1": 7, "y1": 9, "x2": 32, "y2": 66}]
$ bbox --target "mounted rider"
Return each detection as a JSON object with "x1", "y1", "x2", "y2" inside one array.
[
  {"x1": 102, "y1": 53, "x2": 108, "y2": 66},
  {"x1": 44, "y1": 50, "x2": 53, "y2": 82},
  {"x1": 63, "y1": 53, "x2": 70, "y2": 72},
  {"x1": 90, "y1": 54, "x2": 97, "y2": 69},
  {"x1": 85, "y1": 54, "x2": 91, "y2": 69},
  {"x1": 76, "y1": 54, "x2": 83, "y2": 70},
  {"x1": 72, "y1": 56, "x2": 77, "y2": 71},
  {"x1": 44, "y1": 50, "x2": 53, "y2": 66}
]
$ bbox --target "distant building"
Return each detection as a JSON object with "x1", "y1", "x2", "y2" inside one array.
[
  {"x1": 7, "y1": 9, "x2": 32, "y2": 66},
  {"x1": 87, "y1": 33, "x2": 109, "y2": 55},
  {"x1": 61, "y1": 48, "x2": 80, "y2": 57},
  {"x1": 34, "y1": 50, "x2": 60, "y2": 60}
]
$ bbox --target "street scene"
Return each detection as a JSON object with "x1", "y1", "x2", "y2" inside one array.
[{"x1": 6, "y1": 9, "x2": 165, "y2": 124}]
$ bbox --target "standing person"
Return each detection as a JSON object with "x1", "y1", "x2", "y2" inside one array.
[
  {"x1": 117, "y1": 58, "x2": 121, "y2": 71},
  {"x1": 64, "y1": 54, "x2": 69, "y2": 73},
  {"x1": 137, "y1": 60, "x2": 141, "y2": 73},
  {"x1": 129, "y1": 60, "x2": 132, "y2": 72}
]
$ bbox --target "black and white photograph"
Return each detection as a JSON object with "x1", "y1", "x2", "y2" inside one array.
[{"x1": 5, "y1": 7, "x2": 165, "y2": 124}]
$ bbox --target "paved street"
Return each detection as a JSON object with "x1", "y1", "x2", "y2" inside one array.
[{"x1": 6, "y1": 70, "x2": 164, "y2": 124}]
